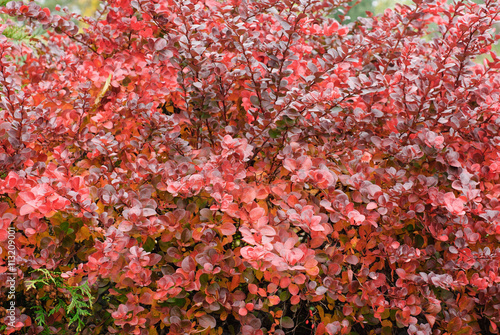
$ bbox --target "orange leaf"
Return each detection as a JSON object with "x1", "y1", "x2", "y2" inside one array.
[
  {"x1": 290, "y1": 295, "x2": 301, "y2": 305},
  {"x1": 306, "y1": 265, "x2": 320, "y2": 276},
  {"x1": 289, "y1": 283, "x2": 299, "y2": 295},
  {"x1": 268, "y1": 295, "x2": 280, "y2": 305},
  {"x1": 229, "y1": 275, "x2": 240, "y2": 292}
]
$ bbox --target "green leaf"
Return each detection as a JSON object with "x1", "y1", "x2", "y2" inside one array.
[
  {"x1": 143, "y1": 237, "x2": 156, "y2": 252},
  {"x1": 269, "y1": 129, "x2": 281, "y2": 138},
  {"x1": 61, "y1": 221, "x2": 69, "y2": 232},
  {"x1": 283, "y1": 116, "x2": 295, "y2": 126},
  {"x1": 250, "y1": 95, "x2": 260, "y2": 106},
  {"x1": 279, "y1": 290, "x2": 290, "y2": 301},
  {"x1": 122, "y1": 77, "x2": 131, "y2": 86},
  {"x1": 166, "y1": 298, "x2": 186, "y2": 307},
  {"x1": 62, "y1": 236, "x2": 74, "y2": 248},
  {"x1": 281, "y1": 316, "x2": 294, "y2": 329},
  {"x1": 276, "y1": 120, "x2": 286, "y2": 127}
]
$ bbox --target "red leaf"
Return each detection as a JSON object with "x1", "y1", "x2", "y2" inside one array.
[
  {"x1": 249, "y1": 207, "x2": 265, "y2": 221},
  {"x1": 0, "y1": 229, "x2": 8, "y2": 241},
  {"x1": 280, "y1": 277, "x2": 291, "y2": 288},
  {"x1": 155, "y1": 38, "x2": 167, "y2": 51},
  {"x1": 259, "y1": 226, "x2": 276, "y2": 236},
  {"x1": 198, "y1": 315, "x2": 216, "y2": 329},
  {"x1": 118, "y1": 220, "x2": 133, "y2": 232},
  {"x1": 241, "y1": 187, "x2": 257, "y2": 203},
  {"x1": 425, "y1": 314, "x2": 436, "y2": 328},
  {"x1": 396, "y1": 268, "x2": 407, "y2": 279},
  {"x1": 248, "y1": 284, "x2": 258, "y2": 295},
  {"x1": 447, "y1": 316, "x2": 462, "y2": 332},
  {"x1": 181, "y1": 256, "x2": 196, "y2": 272},
  {"x1": 346, "y1": 255, "x2": 359, "y2": 265},
  {"x1": 290, "y1": 295, "x2": 301, "y2": 305},
  {"x1": 219, "y1": 222, "x2": 236, "y2": 235}
]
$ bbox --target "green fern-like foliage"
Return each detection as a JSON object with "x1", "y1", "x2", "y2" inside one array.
[
  {"x1": 1, "y1": 13, "x2": 32, "y2": 44},
  {"x1": 1, "y1": 24, "x2": 30, "y2": 41},
  {"x1": 25, "y1": 269, "x2": 95, "y2": 333},
  {"x1": 65, "y1": 282, "x2": 94, "y2": 332}
]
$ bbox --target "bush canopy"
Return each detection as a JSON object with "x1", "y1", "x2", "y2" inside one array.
[{"x1": 1, "y1": 0, "x2": 500, "y2": 334}]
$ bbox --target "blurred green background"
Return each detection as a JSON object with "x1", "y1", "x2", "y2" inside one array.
[
  {"x1": 341, "y1": 0, "x2": 487, "y2": 22},
  {"x1": 38, "y1": 0, "x2": 100, "y2": 17}
]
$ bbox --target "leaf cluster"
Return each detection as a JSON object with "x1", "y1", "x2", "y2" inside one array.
[{"x1": 1, "y1": 0, "x2": 500, "y2": 334}]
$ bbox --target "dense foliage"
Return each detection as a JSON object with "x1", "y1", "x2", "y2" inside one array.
[{"x1": 1, "y1": 0, "x2": 500, "y2": 334}]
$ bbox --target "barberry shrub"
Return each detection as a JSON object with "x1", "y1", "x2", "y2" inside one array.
[{"x1": 1, "y1": 0, "x2": 500, "y2": 334}]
